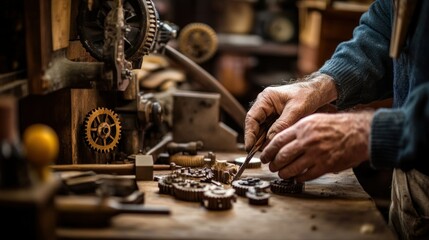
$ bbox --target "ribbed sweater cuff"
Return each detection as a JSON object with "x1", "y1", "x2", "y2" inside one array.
[
  {"x1": 370, "y1": 109, "x2": 405, "y2": 169},
  {"x1": 320, "y1": 59, "x2": 361, "y2": 110}
]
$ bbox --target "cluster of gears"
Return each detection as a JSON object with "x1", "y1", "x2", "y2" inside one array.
[
  {"x1": 157, "y1": 173, "x2": 236, "y2": 210},
  {"x1": 157, "y1": 160, "x2": 305, "y2": 211},
  {"x1": 77, "y1": 0, "x2": 221, "y2": 156},
  {"x1": 156, "y1": 157, "x2": 239, "y2": 210},
  {"x1": 231, "y1": 177, "x2": 305, "y2": 205}
]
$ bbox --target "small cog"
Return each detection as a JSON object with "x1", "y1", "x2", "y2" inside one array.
[
  {"x1": 84, "y1": 107, "x2": 122, "y2": 153},
  {"x1": 270, "y1": 178, "x2": 304, "y2": 195},
  {"x1": 202, "y1": 186, "x2": 236, "y2": 210},
  {"x1": 232, "y1": 177, "x2": 270, "y2": 197},
  {"x1": 246, "y1": 186, "x2": 270, "y2": 206}
]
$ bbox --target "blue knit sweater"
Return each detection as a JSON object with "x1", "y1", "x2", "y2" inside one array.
[{"x1": 319, "y1": 0, "x2": 429, "y2": 174}]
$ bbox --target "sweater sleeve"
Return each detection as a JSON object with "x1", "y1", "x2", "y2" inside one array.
[
  {"x1": 370, "y1": 83, "x2": 429, "y2": 175},
  {"x1": 319, "y1": 0, "x2": 393, "y2": 110}
]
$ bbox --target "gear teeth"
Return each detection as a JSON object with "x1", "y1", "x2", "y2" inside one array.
[
  {"x1": 173, "y1": 180, "x2": 210, "y2": 202},
  {"x1": 130, "y1": 0, "x2": 158, "y2": 60},
  {"x1": 270, "y1": 178, "x2": 304, "y2": 195}
]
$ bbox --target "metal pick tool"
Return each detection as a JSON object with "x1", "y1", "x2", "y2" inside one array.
[{"x1": 233, "y1": 114, "x2": 278, "y2": 181}]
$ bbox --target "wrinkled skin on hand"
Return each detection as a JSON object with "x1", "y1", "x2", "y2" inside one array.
[
  {"x1": 260, "y1": 111, "x2": 374, "y2": 182},
  {"x1": 244, "y1": 75, "x2": 337, "y2": 152}
]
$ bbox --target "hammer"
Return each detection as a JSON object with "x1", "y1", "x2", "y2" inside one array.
[
  {"x1": 50, "y1": 161, "x2": 174, "y2": 181},
  {"x1": 51, "y1": 133, "x2": 175, "y2": 180}
]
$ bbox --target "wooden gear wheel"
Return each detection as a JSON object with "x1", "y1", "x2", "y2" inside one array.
[
  {"x1": 178, "y1": 22, "x2": 218, "y2": 64},
  {"x1": 84, "y1": 107, "x2": 122, "y2": 153}
]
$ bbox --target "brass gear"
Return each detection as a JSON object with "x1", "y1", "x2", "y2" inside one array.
[
  {"x1": 178, "y1": 22, "x2": 218, "y2": 64},
  {"x1": 84, "y1": 107, "x2": 122, "y2": 153}
]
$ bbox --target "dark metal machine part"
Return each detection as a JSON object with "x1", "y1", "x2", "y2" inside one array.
[
  {"x1": 246, "y1": 186, "x2": 270, "y2": 206},
  {"x1": 77, "y1": 0, "x2": 158, "y2": 62},
  {"x1": 58, "y1": 171, "x2": 144, "y2": 204},
  {"x1": 231, "y1": 177, "x2": 270, "y2": 197},
  {"x1": 270, "y1": 178, "x2": 305, "y2": 195}
]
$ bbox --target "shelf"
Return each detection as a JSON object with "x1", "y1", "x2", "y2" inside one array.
[{"x1": 217, "y1": 33, "x2": 298, "y2": 57}]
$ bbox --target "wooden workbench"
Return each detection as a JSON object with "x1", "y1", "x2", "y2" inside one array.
[{"x1": 57, "y1": 152, "x2": 397, "y2": 240}]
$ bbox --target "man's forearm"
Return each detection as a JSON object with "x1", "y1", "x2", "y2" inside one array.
[{"x1": 298, "y1": 73, "x2": 338, "y2": 107}]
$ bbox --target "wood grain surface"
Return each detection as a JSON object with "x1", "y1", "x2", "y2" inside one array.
[{"x1": 57, "y1": 152, "x2": 397, "y2": 240}]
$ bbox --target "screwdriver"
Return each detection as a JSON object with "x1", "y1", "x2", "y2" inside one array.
[{"x1": 233, "y1": 114, "x2": 278, "y2": 181}]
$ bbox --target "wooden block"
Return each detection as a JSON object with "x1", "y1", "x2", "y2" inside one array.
[{"x1": 135, "y1": 155, "x2": 154, "y2": 181}]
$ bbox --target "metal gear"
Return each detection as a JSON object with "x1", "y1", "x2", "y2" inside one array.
[
  {"x1": 246, "y1": 186, "x2": 270, "y2": 206},
  {"x1": 231, "y1": 177, "x2": 270, "y2": 197},
  {"x1": 202, "y1": 186, "x2": 236, "y2": 211},
  {"x1": 157, "y1": 174, "x2": 184, "y2": 195},
  {"x1": 173, "y1": 180, "x2": 210, "y2": 202},
  {"x1": 270, "y1": 178, "x2": 304, "y2": 195},
  {"x1": 178, "y1": 22, "x2": 218, "y2": 64},
  {"x1": 84, "y1": 107, "x2": 122, "y2": 153},
  {"x1": 77, "y1": 0, "x2": 158, "y2": 61}
]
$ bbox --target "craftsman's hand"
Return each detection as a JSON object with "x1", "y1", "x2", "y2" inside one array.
[
  {"x1": 260, "y1": 111, "x2": 374, "y2": 182},
  {"x1": 244, "y1": 74, "x2": 338, "y2": 152}
]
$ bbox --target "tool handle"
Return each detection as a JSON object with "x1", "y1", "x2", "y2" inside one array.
[{"x1": 114, "y1": 203, "x2": 171, "y2": 215}]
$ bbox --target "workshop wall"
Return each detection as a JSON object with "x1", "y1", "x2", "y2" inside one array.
[{"x1": 155, "y1": 0, "x2": 300, "y2": 110}]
